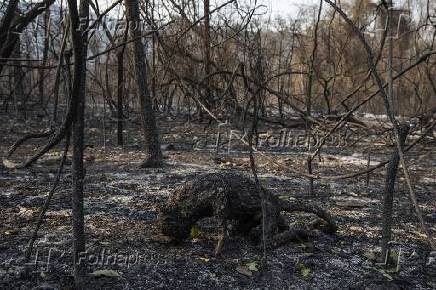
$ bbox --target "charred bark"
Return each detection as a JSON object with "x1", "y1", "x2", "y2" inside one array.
[
  {"x1": 381, "y1": 123, "x2": 409, "y2": 260},
  {"x1": 39, "y1": 9, "x2": 51, "y2": 106},
  {"x1": 157, "y1": 172, "x2": 337, "y2": 255},
  {"x1": 116, "y1": 25, "x2": 129, "y2": 147},
  {"x1": 124, "y1": 0, "x2": 162, "y2": 167},
  {"x1": 0, "y1": 0, "x2": 19, "y2": 46},
  {"x1": 0, "y1": 0, "x2": 55, "y2": 75},
  {"x1": 67, "y1": 0, "x2": 89, "y2": 287}
]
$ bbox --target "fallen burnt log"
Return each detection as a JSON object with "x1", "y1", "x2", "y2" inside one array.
[
  {"x1": 324, "y1": 113, "x2": 368, "y2": 128},
  {"x1": 157, "y1": 172, "x2": 337, "y2": 255}
]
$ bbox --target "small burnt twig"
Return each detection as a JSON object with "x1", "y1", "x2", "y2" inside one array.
[{"x1": 24, "y1": 130, "x2": 71, "y2": 261}]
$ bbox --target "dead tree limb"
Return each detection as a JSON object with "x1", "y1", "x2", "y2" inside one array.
[
  {"x1": 6, "y1": 130, "x2": 54, "y2": 159},
  {"x1": 24, "y1": 130, "x2": 70, "y2": 261}
]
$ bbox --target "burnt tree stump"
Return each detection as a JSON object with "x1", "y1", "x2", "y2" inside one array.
[{"x1": 157, "y1": 172, "x2": 337, "y2": 255}]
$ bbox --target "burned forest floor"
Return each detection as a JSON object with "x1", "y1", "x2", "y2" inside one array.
[{"x1": 1, "y1": 109, "x2": 435, "y2": 290}]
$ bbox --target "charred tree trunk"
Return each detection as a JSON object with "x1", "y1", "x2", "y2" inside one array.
[
  {"x1": 116, "y1": 51, "x2": 124, "y2": 147},
  {"x1": 0, "y1": 0, "x2": 55, "y2": 75},
  {"x1": 0, "y1": 0, "x2": 19, "y2": 46},
  {"x1": 12, "y1": 36, "x2": 25, "y2": 118},
  {"x1": 381, "y1": 123, "x2": 409, "y2": 261},
  {"x1": 67, "y1": 0, "x2": 89, "y2": 287},
  {"x1": 51, "y1": 19, "x2": 69, "y2": 126},
  {"x1": 151, "y1": 0, "x2": 158, "y2": 113},
  {"x1": 203, "y1": 0, "x2": 213, "y2": 112},
  {"x1": 277, "y1": 34, "x2": 284, "y2": 120},
  {"x1": 305, "y1": 0, "x2": 322, "y2": 196},
  {"x1": 39, "y1": 9, "x2": 51, "y2": 106},
  {"x1": 116, "y1": 27, "x2": 128, "y2": 147},
  {"x1": 124, "y1": 0, "x2": 162, "y2": 167}
]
